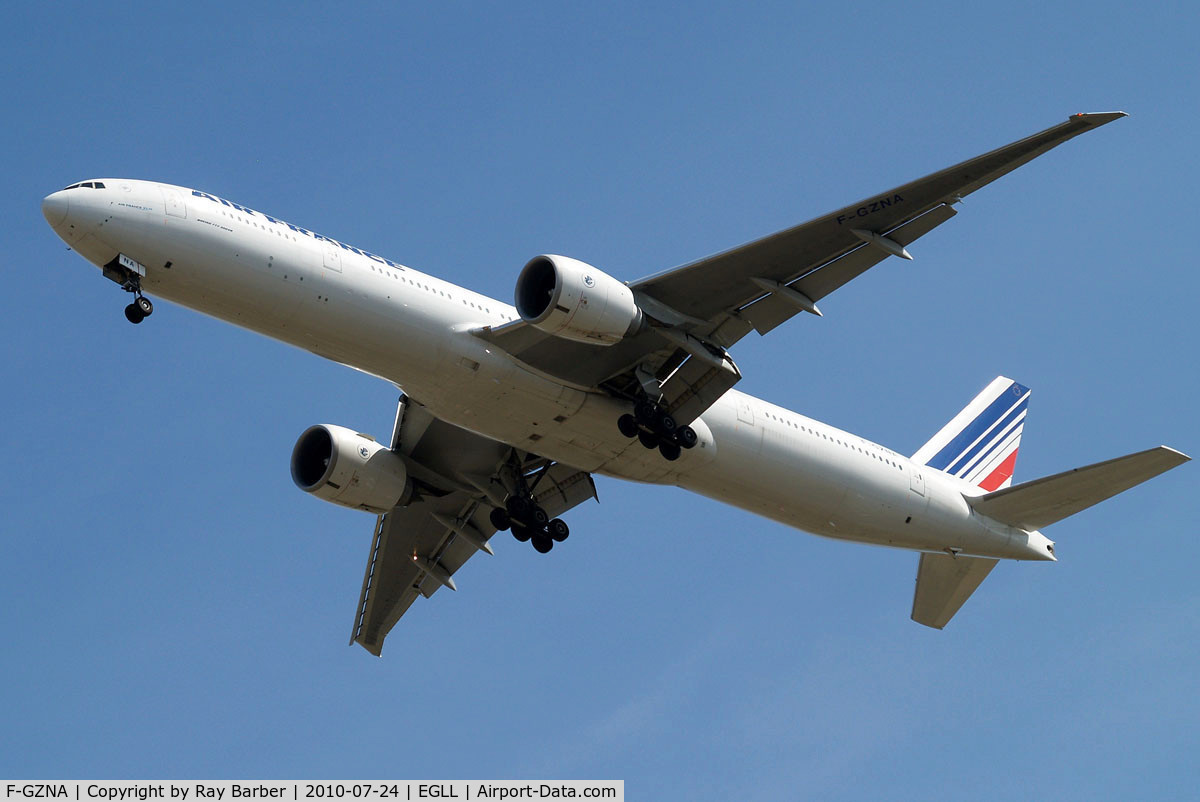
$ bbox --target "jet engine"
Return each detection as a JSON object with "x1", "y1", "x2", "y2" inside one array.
[
  {"x1": 514, "y1": 255, "x2": 644, "y2": 345},
  {"x1": 290, "y1": 424, "x2": 411, "y2": 514}
]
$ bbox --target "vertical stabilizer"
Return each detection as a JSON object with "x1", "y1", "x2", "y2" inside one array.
[{"x1": 913, "y1": 376, "x2": 1030, "y2": 490}]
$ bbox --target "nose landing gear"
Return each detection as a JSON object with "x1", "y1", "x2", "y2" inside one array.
[
  {"x1": 124, "y1": 294, "x2": 154, "y2": 324},
  {"x1": 103, "y1": 254, "x2": 155, "y2": 325}
]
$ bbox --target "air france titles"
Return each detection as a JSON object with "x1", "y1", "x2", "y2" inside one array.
[{"x1": 189, "y1": 190, "x2": 405, "y2": 272}]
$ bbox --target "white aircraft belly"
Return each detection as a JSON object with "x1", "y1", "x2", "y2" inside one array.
[
  {"x1": 135, "y1": 233, "x2": 1009, "y2": 556},
  {"x1": 62, "y1": 180, "x2": 1062, "y2": 564}
]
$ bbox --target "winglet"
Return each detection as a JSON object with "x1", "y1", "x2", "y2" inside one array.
[{"x1": 1070, "y1": 111, "x2": 1128, "y2": 127}]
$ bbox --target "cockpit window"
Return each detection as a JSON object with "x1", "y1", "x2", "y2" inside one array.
[
  {"x1": 92, "y1": 181, "x2": 105, "y2": 189},
  {"x1": 61, "y1": 182, "x2": 105, "y2": 190},
  {"x1": 63, "y1": 183, "x2": 81, "y2": 190}
]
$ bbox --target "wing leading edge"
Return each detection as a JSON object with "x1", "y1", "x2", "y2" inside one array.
[
  {"x1": 351, "y1": 396, "x2": 597, "y2": 656},
  {"x1": 476, "y1": 113, "x2": 1127, "y2": 425},
  {"x1": 634, "y1": 112, "x2": 1127, "y2": 326}
]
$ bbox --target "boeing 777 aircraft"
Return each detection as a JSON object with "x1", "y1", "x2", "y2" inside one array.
[{"x1": 42, "y1": 112, "x2": 1188, "y2": 655}]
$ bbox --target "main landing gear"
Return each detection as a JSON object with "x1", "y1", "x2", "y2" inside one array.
[
  {"x1": 489, "y1": 490, "x2": 570, "y2": 554},
  {"x1": 617, "y1": 400, "x2": 697, "y2": 461}
]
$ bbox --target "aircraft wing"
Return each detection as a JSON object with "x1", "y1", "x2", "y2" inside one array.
[
  {"x1": 477, "y1": 113, "x2": 1125, "y2": 422},
  {"x1": 350, "y1": 488, "x2": 490, "y2": 655},
  {"x1": 632, "y1": 112, "x2": 1126, "y2": 331},
  {"x1": 351, "y1": 397, "x2": 597, "y2": 656}
]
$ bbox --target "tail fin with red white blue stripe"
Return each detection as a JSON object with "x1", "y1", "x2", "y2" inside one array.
[{"x1": 912, "y1": 377, "x2": 1030, "y2": 490}]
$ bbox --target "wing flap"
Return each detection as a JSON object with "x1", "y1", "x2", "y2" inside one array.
[
  {"x1": 911, "y1": 553, "x2": 999, "y2": 629},
  {"x1": 635, "y1": 113, "x2": 1125, "y2": 324},
  {"x1": 351, "y1": 494, "x2": 496, "y2": 656},
  {"x1": 350, "y1": 396, "x2": 599, "y2": 656},
  {"x1": 741, "y1": 202, "x2": 958, "y2": 335},
  {"x1": 966, "y1": 446, "x2": 1190, "y2": 530},
  {"x1": 472, "y1": 115, "x2": 1122, "y2": 432}
]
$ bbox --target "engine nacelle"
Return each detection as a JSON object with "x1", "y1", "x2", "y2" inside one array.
[
  {"x1": 290, "y1": 424, "x2": 411, "y2": 514},
  {"x1": 514, "y1": 255, "x2": 644, "y2": 345}
]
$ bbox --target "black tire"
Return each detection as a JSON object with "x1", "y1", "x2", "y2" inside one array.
[
  {"x1": 532, "y1": 505, "x2": 549, "y2": 526},
  {"x1": 135, "y1": 296, "x2": 154, "y2": 316},
  {"x1": 657, "y1": 413, "x2": 678, "y2": 434},
  {"x1": 531, "y1": 533, "x2": 553, "y2": 553},
  {"x1": 506, "y1": 495, "x2": 530, "y2": 519},
  {"x1": 617, "y1": 414, "x2": 639, "y2": 438},
  {"x1": 634, "y1": 400, "x2": 658, "y2": 426},
  {"x1": 549, "y1": 518, "x2": 569, "y2": 542},
  {"x1": 676, "y1": 425, "x2": 698, "y2": 449},
  {"x1": 659, "y1": 442, "x2": 681, "y2": 461},
  {"x1": 511, "y1": 523, "x2": 532, "y2": 542},
  {"x1": 637, "y1": 430, "x2": 658, "y2": 449},
  {"x1": 489, "y1": 507, "x2": 511, "y2": 531},
  {"x1": 124, "y1": 304, "x2": 144, "y2": 324}
]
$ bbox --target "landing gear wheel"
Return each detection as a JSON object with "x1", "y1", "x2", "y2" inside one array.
[
  {"x1": 676, "y1": 425, "x2": 698, "y2": 449},
  {"x1": 634, "y1": 400, "x2": 658, "y2": 426},
  {"x1": 531, "y1": 533, "x2": 554, "y2": 553},
  {"x1": 490, "y1": 507, "x2": 511, "y2": 531},
  {"x1": 659, "y1": 442, "x2": 681, "y2": 461},
  {"x1": 124, "y1": 304, "x2": 145, "y2": 324},
  {"x1": 134, "y1": 296, "x2": 154, "y2": 316},
  {"x1": 617, "y1": 414, "x2": 639, "y2": 438},
  {"x1": 657, "y1": 413, "x2": 678, "y2": 435},
  {"x1": 531, "y1": 505, "x2": 549, "y2": 526},
  {"x1": 549, "y1": 518, "x2": 569, "y2": 542},
  {"x1": 506, "y1": 495, "x2": 530, "y2": 519},
  {"x1": 511, "y1": 523, "x2": 532, "y2": 542},
  {"x1": 637, "y1": 430, "x2": 658, "y2": 450}
]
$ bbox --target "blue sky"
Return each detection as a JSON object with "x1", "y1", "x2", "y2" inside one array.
[{"x1": 2, "y1": 1, "x2": 1197, "y2": 797}]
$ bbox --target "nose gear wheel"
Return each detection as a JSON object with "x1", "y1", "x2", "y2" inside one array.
[{"x1": 118, "y1": 272, "x2": 154, "y2": 325}]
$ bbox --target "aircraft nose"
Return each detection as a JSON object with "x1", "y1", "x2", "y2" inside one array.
[{"x1": 42, "y1": 190, "x2": 69, "y2": 228}]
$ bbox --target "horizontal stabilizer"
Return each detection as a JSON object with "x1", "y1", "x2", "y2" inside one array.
[
  {"x1": 912, "y1": 553, "x2": 998, "y2": 629},
  {"x1": 966, "y1": 446, "x2": 1190, "y2": 530}
]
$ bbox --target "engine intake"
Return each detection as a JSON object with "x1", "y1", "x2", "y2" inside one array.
[
  {"x1": 291, "y1": 424, "x2": 411, "y2": 514},
  {"x1": 515, "y1": 255, "x2": 643, "y2": 345}
]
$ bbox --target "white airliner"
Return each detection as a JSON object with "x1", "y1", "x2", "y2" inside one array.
[{"x1": 42, "y1": 112, "x2": 1188, "y2": 655}]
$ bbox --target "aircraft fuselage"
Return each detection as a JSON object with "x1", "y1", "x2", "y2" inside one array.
[{"x1": 43, "y1": 178, "x2": 1054, "y2": 563}]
